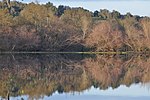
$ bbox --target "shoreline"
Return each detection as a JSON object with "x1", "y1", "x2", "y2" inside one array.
[{"x1": 0, "y1": 51, "x2": 141, "y2": 55}]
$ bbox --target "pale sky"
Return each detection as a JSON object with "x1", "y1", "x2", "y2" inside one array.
[{"x1": 1, "y1": 0, "x2": 150, "y2": 16}]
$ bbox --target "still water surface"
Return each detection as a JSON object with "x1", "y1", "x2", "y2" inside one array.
[{"x1": 0, "y1": 54, "x2": 150, "y2": 100}]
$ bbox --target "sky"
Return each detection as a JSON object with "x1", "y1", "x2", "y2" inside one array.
[{"x1": 1, "y1": 0, "x2": 150, "y2": 16}]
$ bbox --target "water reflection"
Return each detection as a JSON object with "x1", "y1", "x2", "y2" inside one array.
[{"x1": 0, "y1": 54, "x2": 150, "y2": 99}]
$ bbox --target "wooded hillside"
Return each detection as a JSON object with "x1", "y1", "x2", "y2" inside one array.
[{"x1": 0, "y1": 1, "x2": 150, "y2": 52}]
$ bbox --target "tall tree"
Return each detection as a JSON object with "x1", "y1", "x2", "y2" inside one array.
[
  {"x1": 20, "y1": 3, "x2": 57, "y2": 27},
  {"x1": 61, "y1": 8, "x2": 92, "y2": 39}
]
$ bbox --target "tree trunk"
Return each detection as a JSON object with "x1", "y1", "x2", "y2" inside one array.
[{"x1": 83, "y1": 31, "x2": 86, "y2": 39}]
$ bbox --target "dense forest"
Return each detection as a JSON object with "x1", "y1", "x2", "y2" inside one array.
[{"x1": 0, "y1": 1, "x2": 150, "y2": 52}]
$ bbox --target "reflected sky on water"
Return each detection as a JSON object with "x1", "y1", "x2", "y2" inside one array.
[{"x1": 8, "y1": 84, "x2": 150, "y2": 100}]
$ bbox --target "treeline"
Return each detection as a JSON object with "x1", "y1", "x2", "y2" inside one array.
[{"x1": 0, "y1": 1, "x2": 150, "y2": 52}]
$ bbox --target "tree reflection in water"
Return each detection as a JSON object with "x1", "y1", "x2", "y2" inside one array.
[{"x1": 0, "y1": 54, "x2": 150, "y2": 99}]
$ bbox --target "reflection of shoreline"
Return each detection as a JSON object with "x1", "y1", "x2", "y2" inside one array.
[
  {"x1": 4, "y1": 84, "x2": 150, "y2": 100},
  {"x1": 54, "y1": 84, "x2": 150, "y2": 97},
  {"x1": 0, "y1": 54, "x2": 150, "y2": 99}
]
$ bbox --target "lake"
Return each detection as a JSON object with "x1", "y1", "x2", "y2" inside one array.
[{"x1": 0, "y1": 54, "x2": 150, "y2": 100}]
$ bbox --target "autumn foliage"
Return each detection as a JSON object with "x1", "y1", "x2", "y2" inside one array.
[
  {"x1": 0, "y1": 1, "x2": 150, "y2": 52},
  {"x1": 85, "y1": 20, "x2": 124, "y2": 51}
]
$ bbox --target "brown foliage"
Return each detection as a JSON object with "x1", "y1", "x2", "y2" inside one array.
[
  {"x1": 85, "y1": 20, "x2": 124, "y2": 51},
  {"x1": 0, "y1": 9, "x2": 13, "y2": 26},
  {"x1": 20, "y1": 3, "x2": 57, "y2": 26},
  {"x1": 140, "y1": 18, "x2": 150, "y2": 49},
  {"x1": 39, "y1": 21, "x2": 82, "y2": 51},
  {"x1": 0, "y1": 25, "x2": 40, "y2": 51},
  {"x1": 61, "y1": 8, "x2": 92, "y2": 39},
  {"x1": 0, "y1": 20, "x2": 82, "y2": 51},
  {"x1": 120, "y1": 17, "x2": 147, "y2": 51}
]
